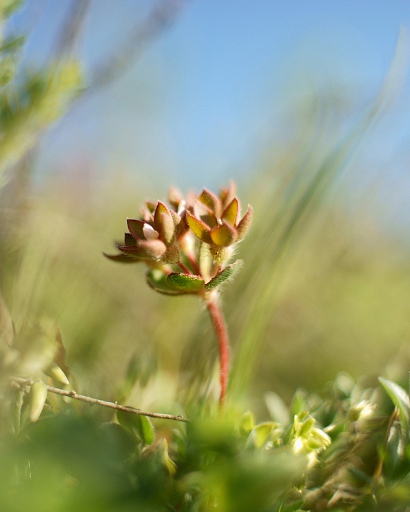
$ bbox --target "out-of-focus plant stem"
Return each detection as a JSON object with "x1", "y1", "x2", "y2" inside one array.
[{"x1": 206, "y1": 292, "x2": 230, "y2": 406}]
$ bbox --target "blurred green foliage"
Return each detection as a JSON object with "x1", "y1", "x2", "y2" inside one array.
[{"x1": 0, "y1": 3, "x2": 409, "y2": 511}]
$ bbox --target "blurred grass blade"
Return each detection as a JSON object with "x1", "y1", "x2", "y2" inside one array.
[
  {"x1": 230, "y1": 31, "x2": 410, "y2": 399},
  {"x1": 379, "y1": 377, "x2": 410, "y2": 436}
]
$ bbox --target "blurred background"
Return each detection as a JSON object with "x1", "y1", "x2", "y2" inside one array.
[{"x1": 1, "y1": 0, "x2": 410, "y2": 414}]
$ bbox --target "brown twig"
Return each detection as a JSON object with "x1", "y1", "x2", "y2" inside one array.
[{"x1": 11, "y1": 377, "x2": 189, "y2": 423}]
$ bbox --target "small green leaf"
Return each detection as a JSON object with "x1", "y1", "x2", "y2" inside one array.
[
  {"x1": 117, "y1": 410, "x2": 155, "y2": 445},
  {"x1": 295, "y1": 413, "x2": 315, "y2": 437},
  {"x1": 239, "y1": 410, "x2": 255, "y2": 436},
  {"x1": 167, "y1": 273, "x2": 204, "y2": 294},
  {"x1": 158, "y1": 438, "x2": 177, "y2": 475},
  {"x1": 137, "y1": 415, "x2": 154, "y2": 445},
  {"x1": 246, "y1": 422, "x2": 278, "y2": 449},
  {"x1": 29, "y1": 380, "x2": 48, "y2": 422},
  {"x1": 290, "y1": 390, "x2": 307, "y2": 416},
  {"x1": 205, "y1": 260, "x2": 243, "y2": 290},
  {"x1": 146, "y1": 269, "x2": 186, "y2": 296},
  {"x1": 379, "y1": 377, "x2": 410, "y2": 435},
  {"x1": 43, "y1": 361, "x2": 69, "y2": 385}
]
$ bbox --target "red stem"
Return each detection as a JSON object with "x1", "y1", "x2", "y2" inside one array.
[
  {"x1": 178, "y1": 261, "x2": 191, "y2": 274},
  {"x1": 187, "y1": 253, "x2": 200, "y2": 274},
  {"x1": 206, "y1": 294, "x2": 230, "y2": 406}
]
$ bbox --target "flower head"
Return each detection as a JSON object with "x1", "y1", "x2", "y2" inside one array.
[
  {"x1": 185, "y1": 183, "x2": 253, "y2": 263},
  {"x1": 105, "y1": 198, "x2": 185, "y2": 265},
  {"x1": 104, "y1": 183, "x2": 252, "y2": 297}
]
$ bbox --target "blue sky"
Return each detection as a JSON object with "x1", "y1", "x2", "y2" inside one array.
[{"x1": 11, "y1": 0, "x2": 410, "y2": 228}]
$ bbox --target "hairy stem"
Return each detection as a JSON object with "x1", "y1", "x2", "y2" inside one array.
[
  {"x1": 206, "y1": 293, "x2": 230, "y2": 406},
  {"x1": 11, "y1": 377, "x2": 189, "y2": 423}
]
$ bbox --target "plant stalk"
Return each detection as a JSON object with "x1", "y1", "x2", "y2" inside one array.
[
  {"x1": 11, "y1": 377, "x2": 189, "y2": 423},
  {"x1": 206, "y1": 293, "x2": 230, "y2": 406}
]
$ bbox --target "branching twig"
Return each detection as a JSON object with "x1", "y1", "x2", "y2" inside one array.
[{"x1": 11, "y1": 377, "x2": 189, "y2": 423}]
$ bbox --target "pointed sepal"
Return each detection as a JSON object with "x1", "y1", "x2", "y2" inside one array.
[
  {"x1": 103, "y1": 252, "x2": 138, "y2": 263},
  {"x1": 186, "y1": 211, "x2": 212, "y2": 243},
  {"x1": 118, "y1": 239, "x2": 167, "y2": 260},
  {"x1": 127, "y1": 218, "x2": 145, "y2": 239},
  {"x1": 158, "y1": 212, "x2": 175, "y2": 245},
  {"x1": 236, "y1": 205, "x2": 253, "y2": 241},
  {"x1": 219, "y1": 181, "x2": 236, "y2": 207},
  {"x1": 198, "y1": 188, "x2": 222, "y2": 217},
  {"x1": 210, "y1": 221, "x2": 237, "y2": 247},
  {"x1": 222, "y1": 197, "x2": 239, "y2": 225}
]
